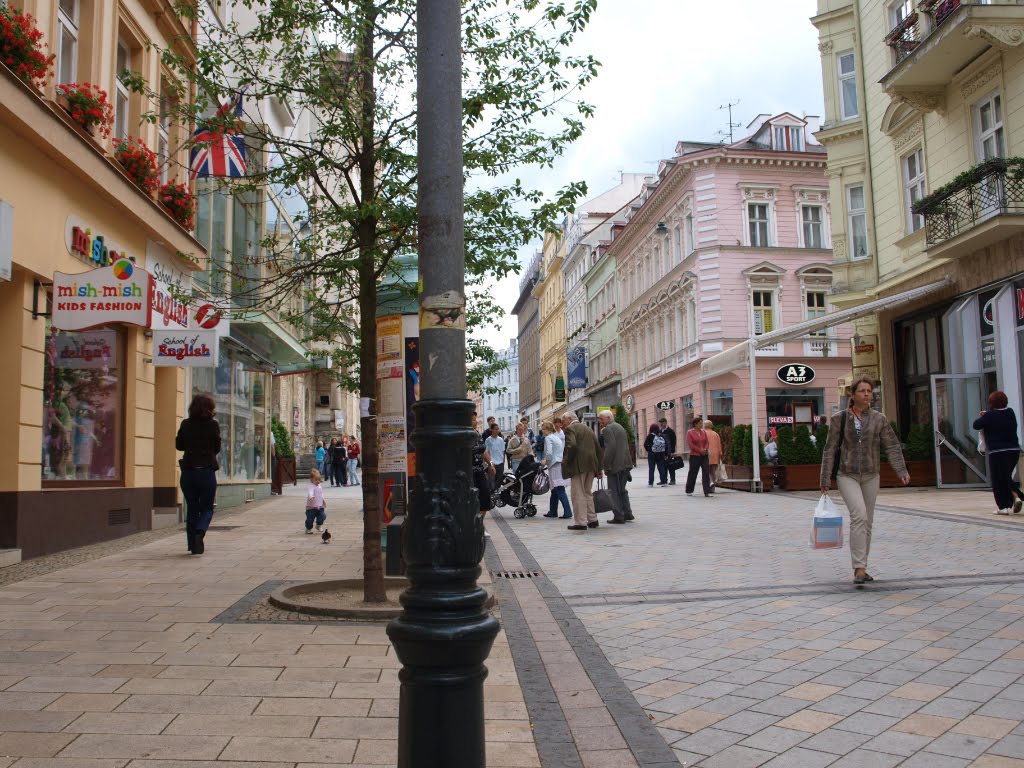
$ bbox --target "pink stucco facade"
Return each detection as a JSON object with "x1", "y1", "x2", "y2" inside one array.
[{"x1": 610, "y1": 113, "x2": 853, "y2": 455}]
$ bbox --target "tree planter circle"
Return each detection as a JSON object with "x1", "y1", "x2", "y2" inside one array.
[{"x1": 268, "y1": 577, "x2": 495, "y2": 620}]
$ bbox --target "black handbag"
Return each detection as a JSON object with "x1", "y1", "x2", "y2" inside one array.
[
  {"x1": 831, "y1": 412, "x2": 847, "y2": 481},
  {"x1": 593, "y1": 478, "x2": 614, "y2": 514},
  {"x1": 665, "y1": 454, "x2": 685, "y2": 471}
]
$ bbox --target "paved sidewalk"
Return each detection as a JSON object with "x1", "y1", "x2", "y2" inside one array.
[
  {"x1": 0, "y1": 482, "x2": 537, "y2": 768},
  {"x1": 495, "y1": 480, "x2": 1024, "y2": 767}
]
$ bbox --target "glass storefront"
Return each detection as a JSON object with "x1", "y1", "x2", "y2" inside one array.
[
  {"x1": 765, "y1": 388, "x2": 824, "y2": 427},
  {"x1": 190, "y1": 343, "x2": 270, "y2": 482},
  {"x1": 42, "y1": 324, "x2": 125, "y2": 484},
  {"x1": 710, "y1": 389, "x2": 732, "y2": 426}
]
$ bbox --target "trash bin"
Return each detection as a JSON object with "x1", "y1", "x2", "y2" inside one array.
[{"x1": 385, "y1": 515, "x2": 405, "y2": 576}]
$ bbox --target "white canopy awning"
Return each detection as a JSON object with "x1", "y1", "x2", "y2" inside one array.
[{"x1": 700, "y1": 277, "x2": 951, "y2": 382}]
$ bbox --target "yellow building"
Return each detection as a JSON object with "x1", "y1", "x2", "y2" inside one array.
[
  {"x1": 536, "y1": 229, "x2": 568, "y2": 422},
  {"x1": 0, "y1": 0, "x2": 208, "y2": 556},
  {"x1": 813, "y1": 0, "x2": 1024, "y2": 487}
]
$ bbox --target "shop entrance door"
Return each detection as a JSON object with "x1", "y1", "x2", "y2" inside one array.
[{"x1": 930, "y1": 374, "x2": 989, "y2": 488}]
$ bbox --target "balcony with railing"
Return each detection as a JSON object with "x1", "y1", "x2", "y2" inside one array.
[
  {"x1": 881, "y1": 2, "x2": 1024, "y2": 109},
  {"x1": 913, "y1": 158, "x2": 1024, "y2": 259}
]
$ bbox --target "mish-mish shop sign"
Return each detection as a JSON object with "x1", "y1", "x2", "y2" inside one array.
[
  {"x1": 151, "y1": 330, "x2": 218, "y2": 367},
  {"x1": 65, "y1": 215, "x2": 136, "y2": 267},
  {"x1": 53, "y1": 330, "x2": 117, "y2": 369},
  {"x1": 52, "y1": 261, "x2": 151, "y2": 331}
]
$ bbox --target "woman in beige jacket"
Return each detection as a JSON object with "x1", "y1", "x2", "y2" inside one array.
[{"x1": 819, "y1": 375, "x2": 910, "y2": 585}]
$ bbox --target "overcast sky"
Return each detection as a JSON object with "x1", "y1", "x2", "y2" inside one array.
[{"x1": 473, "y1": 0, "x2": 824, "y2": 352}]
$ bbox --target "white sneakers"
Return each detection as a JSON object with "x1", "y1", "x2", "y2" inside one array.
[
  {"x1": 305, "y1": 528, "x2": 315, "y2": 534},
  {"x1": 316, "y1": 524, "x2": 323, "y2": 532}
]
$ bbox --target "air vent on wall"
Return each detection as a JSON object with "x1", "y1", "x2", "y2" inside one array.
[
  {"x1": 244, "y1": 488, "x2": 256, "y2": 502},
  {"x1": 108, "y1": 508, "x2": 131, "y2": 526}
]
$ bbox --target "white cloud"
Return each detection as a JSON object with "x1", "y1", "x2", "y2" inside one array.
[{"x1": 472, "y1": 0, "x2": 823, "y2": 352}]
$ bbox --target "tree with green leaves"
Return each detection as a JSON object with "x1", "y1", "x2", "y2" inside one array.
[{"x1": 145, "y1": 0, "x2": 599, "y2": 601}]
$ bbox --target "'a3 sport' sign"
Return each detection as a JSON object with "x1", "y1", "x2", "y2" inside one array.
[{"x1": 777, "y1": 364, "x2": 816, "y2": 385}]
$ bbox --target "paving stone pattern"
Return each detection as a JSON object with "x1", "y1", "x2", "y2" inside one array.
[{"x1": 498, "y1": 482, "x2": 1024, "y2": 766}]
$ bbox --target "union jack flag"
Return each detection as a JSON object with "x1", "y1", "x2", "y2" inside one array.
[{"x1": 190, "y1": 92, "x2": 246, "y2": 180}]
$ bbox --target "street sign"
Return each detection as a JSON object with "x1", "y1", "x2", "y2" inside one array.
[
  {"x1": 777, "y1": 364, "x2": 816, "y2": 385},
  {"x1": 656, "y1": 400, "x2": 675, "y2": 410}
]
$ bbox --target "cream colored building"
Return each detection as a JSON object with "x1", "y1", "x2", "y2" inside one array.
[
  {"x1": 536, "y1": 230, "x2": 568, "y2": 422},
  {"x1": 813, "y1": 0, "x2": 1024, "y2": 487},
  {"x1": 0, "y1": 0, "x2": 204, "y2": 557}
]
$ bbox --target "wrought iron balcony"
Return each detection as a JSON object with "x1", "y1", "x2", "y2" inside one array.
[
  {"x1": 913, "y1": 158, "x2": 1024, "y2": 257},
  {"x1": 885, "y1": 12, "x2": 921, "y2": 64}
]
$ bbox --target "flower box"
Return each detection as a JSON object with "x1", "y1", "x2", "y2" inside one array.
[{"x1": 55, "y1": 82, "x2": 113, "y2": 138}]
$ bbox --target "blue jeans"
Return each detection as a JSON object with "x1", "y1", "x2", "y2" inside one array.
[
  {"x1": 648, "y1": 453, "x2": 667, "y2": 485},
  {"x1": 548, "y1": 485, "x2": 572, "y2": 518},
  {"x1": 305, "y1": 506, "x2": 326, "y2": 530},
  {"x1": 180, "y1": 467, "x2": 216, "y2": 551},
  {"x1": 348, "y1": 458, "x2": 360, "y2": 484}
]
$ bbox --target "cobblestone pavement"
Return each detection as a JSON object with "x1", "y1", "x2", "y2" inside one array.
[
  {"x1": 492, "y1": 480, "x2": 1024, "y2": 767},
  {"x1": 0, "y1": 481, "x2": 537, "y2": 768}
]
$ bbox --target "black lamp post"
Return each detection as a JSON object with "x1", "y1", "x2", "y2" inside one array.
[{"x1": 385, "y1": 1, "x2": 499, "y2": 766}]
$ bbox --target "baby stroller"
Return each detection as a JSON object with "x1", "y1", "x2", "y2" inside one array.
[{"x1": 494, "y1": 455, "x2": 540, "y2": 519}]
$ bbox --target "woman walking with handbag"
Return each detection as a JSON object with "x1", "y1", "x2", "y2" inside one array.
[
  {"x1": 684, "y1": 418, "x2": 712, "y2": 497},
  {"x1": 819, "y1": 375, "x2": 910, "y2": 585},
  {"x1": 974, "y1": 390, "x2": 1021, "y2": 515}
]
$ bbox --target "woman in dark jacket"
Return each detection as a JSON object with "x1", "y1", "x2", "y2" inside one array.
[
  {"x1": 176, "y1": 394, "x2": 222, "y2": 555},
  {"x1": 643, "y1": 424, "x2": 667, "y2": 486},
  {"x1": 973, "y1": 390, "x2": 1022, "y2": 515}
]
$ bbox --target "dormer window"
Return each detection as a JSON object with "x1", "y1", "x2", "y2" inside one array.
[{"x1": 773, "y1": 124, "x2": 804, "y2": 151}]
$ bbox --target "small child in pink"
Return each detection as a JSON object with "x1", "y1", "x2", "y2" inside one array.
[{"x1": 305, "y1": 469, "x2": 327, "y2": 533}]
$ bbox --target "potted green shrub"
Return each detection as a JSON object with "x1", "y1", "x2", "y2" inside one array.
[
  {"x1": 723, "y1": 424, "x2": 773, "y2": 492},
  {"x1": 880, "y1": 422, "x2": 936, "y2": 487},
  {"x1": 271, "y1": 415, "x2": 297, "y2": 493},
  {"x1": 777, "y1": 425, "x2": 823, "y2": 491}
]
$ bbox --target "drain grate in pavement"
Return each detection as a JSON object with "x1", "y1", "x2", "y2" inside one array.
[{"x1": 493, "y1": 570, "x2": 541, "y2": 579}]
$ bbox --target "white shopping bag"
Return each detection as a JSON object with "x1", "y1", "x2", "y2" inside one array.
[{"x1": 810, "y1": 494, "x2": 844, "y2": 550}]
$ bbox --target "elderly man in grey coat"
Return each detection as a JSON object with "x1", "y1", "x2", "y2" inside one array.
[
  {"x1": 562, "y1": 412, "x2": 604, "y2": 531},
  {"x1": 598, "y1": 410, "x2": 634, "y2": 523}
]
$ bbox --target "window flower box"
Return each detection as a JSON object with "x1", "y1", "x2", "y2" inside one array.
[
  {"x1": 113, "y1": 136, "x2": 159, "y2": 197},
  {"x1": 0, "y1": 5, "x2": 53, "y2": 90},
  {"x1": 56, "y1": 82, "x2": 113, "y2": 138},
  {"x1": 159, "y1": 181, "x2": 196, "y2": 230}
]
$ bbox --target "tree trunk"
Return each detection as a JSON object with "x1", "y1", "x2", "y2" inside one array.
[{"x1": 357, "y1": 3, "x2": 385, "y2": 603}]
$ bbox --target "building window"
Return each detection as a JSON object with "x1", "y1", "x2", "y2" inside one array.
[
  {"x1": 686, "y1": 213, "x2": 695, "y2": 254},
  {"x1": 801, "y1": 205, "x2": 824, "y2": 248},
  {"x1": 891, "y1": 0, "x2": 914, "y2": 29},
  {"x1": 838, "y1": 51, "x2": 859, "y2": 120},
  {"x1": 57, "y1": 0, "x2": 79, "y2": 84},
  {"x1": 748, "y1": 203, "x2": 770, "y2": 247},
  {"x1": 773, "y1": 125, "x2": 785, "y2": 149},
  {"x1": 673, "y1": 226, "x2": 682, "y2": 264},
  {"x1": 42, "y1": 325, "x2": 124, "y2": 484},
  {"x1": 157, "y1": 90, "x2": 172, "y2": 183},
  {"x1": 806, "y1": 290, "x2": 827, "y2": 335},
  {"x1": 114, "y1": 41, "x2": 131, "y2": 140},
  {"x1": 974, "y1": 91, "x2": 1004, "y2": 162},
  {"x1": 902, "y1": 148, "x2": 926, "y2": 233},
  {"x1": 847, "y1": 184, "x2": 869, "y2": 260},
  {"x1": 752, "y1": 290, "x2": 775, "y2": 334}
]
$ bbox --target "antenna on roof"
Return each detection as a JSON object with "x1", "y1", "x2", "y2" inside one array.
[{"x1": 717, "y1": 99, "x2": 741, "y2": 144}]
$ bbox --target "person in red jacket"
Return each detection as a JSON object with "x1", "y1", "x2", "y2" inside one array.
[
  {"x1": 346, "y1": 436, "x2": 361, "y2": 486},
  {"x1": 685, "y1": 417, "x2": 712, "y2": 497}
]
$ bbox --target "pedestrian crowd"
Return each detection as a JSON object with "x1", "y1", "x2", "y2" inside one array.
[{"x1": 313, "y1": 434, "x2": 361, "y2": 487}]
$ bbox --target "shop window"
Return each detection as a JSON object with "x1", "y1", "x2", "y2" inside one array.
[
  {"x1": 42, "y1": 324, "x2": 124, "y2": 484},
  {"x1": 57, "y1": 0, "x2": 79, "y2": 85},
  {"x1": 711, "y1": 389, "x2": 733, "y2": 423}
]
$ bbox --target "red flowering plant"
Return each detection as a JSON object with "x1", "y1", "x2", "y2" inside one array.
[
  {"x1": 113, "y1": 136, "x2": 159, "y2": 196},
  {"x1": 159, "y1": 181, "x2": 195, "y2": 229},
  {"x1": 0, "y1": 5, "x2": 54, "y2": 90},
  {"x1": 55, "y1": 83, "x2": 114, "y2": 138}
]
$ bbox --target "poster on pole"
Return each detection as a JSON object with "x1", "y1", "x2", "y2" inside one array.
[
  {"x1": 378, "y1": 416, "x2": 407, "y2": 474},
  {"x1": 376, "y1": 315, "x2": 403, "y2": 379}
]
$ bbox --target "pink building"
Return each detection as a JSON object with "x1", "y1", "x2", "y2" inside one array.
[{"x1": 612, "y1": 113, "x2": 852, "y2": 453}]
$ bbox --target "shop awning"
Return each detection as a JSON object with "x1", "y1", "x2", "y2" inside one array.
[{"x1": 699, "y1": 277, "x2": 951, "y2": 382}]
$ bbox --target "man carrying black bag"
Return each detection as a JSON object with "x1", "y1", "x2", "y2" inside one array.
[
  {"x1": 598, "y1": 410, "x2": 634, "y2": 523},
  {"x1": 659, "y1": 417, "x2": 679, "y2": 485}
]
